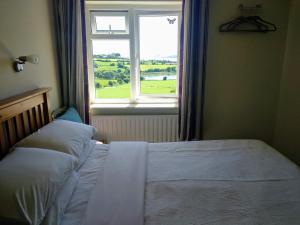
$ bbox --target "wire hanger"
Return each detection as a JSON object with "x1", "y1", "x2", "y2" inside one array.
[{"x1": 219, "y1": 4, "x2": 277, "y2": 33}]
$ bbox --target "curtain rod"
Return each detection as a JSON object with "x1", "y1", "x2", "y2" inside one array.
[
  {"x1": 86, "y1": 0, "x2": 182, "y2": 2},
  {"x1": 86, "y1": 1, "x2": 182, "y2": 6}
]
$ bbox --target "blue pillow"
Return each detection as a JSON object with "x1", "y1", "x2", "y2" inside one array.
[{"x1": 57, "y1": 107, "x2": 83, "y2": 123}]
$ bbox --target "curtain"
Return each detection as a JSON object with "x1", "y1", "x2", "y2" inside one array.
[
  {"x1": 178, "y1": 0, "x2": 209, "y2": 141},
  {"x1": 53, "y1": 0, "x2": 90, "y2": 124}
]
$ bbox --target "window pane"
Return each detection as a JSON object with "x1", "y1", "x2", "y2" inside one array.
[
  {"x1": 139, "y1": 15, "x2": 178, "y2": 95},
  {"x1": 95, "y1": 16, "x2": 126, "y2": 32},
  {"x1": 93, "y1": 40, "x2": 130, "y2": 99}
]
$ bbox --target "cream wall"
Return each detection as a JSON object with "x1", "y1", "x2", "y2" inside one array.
[
  {"x1": 1, "y1": 0, "x2": 297, "y2": 157},
  {"x1": 273, "y1": 0, "x2": 300, "y2": 164},
  {"x1": 203, "y1": 0, "x2": 290, "y2": 144},
  {"x1": 0, "y1": 0, "x2": 60, "y2": 110}
]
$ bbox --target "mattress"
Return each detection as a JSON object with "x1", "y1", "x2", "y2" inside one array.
[{"x1": 60, "y1": 140, "x2": 300, "y2": 225}]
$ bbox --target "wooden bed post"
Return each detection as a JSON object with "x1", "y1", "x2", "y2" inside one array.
[
  {"x1": 43, "y1": 91, "x2": 52, "y2": 123},
  {"x1": 0, "y1": 88, "x2": 52, "y2": 159}
]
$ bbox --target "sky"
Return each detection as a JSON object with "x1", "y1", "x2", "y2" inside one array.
[{"x1": 92, "y1": 15, "x2": 178, "y2": 60}]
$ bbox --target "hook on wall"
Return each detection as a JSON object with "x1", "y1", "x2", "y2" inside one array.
[
  {"x1": 239, "y1": 4, "x2": 262, "y2": 11},
  {"x1": 239, "y1": 4, "x2": 262, "y2": 16}
]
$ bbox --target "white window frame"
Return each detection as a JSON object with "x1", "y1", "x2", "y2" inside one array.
[
  {"x1": 91, "y1": 11, "x2": 129, "y2": 34},
  {"x1": 86, "y1": 1, "x2": 182, "y2": 105}
]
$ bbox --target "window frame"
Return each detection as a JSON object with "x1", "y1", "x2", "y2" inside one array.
[
  {"x1": 86, "y1": 1, "x2": 182, "y2": 105},
  {"x1": 91, "y1": 11, "x2": 129, "y2": 34},
  {"x1": 136, "y1": 11, "x2": 181, "y2": 99}
]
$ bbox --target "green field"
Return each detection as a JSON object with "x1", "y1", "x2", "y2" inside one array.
[
  {"x1": 93, "y1": 55, "x2": 177, "y2": 99},
  {"x1": 96, "y1": 82, "x2": 129, "y2": 98},
  {"x1": 93, "y1": 58, "x2": 175, "y2": 73},
  {"x1": 95, "y1": 79, "x2": 176, "y2": 98}
]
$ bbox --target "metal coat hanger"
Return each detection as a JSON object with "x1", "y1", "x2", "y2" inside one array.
[{"x1": 219, "y1": 4, "x2": 277, "y2": 33}]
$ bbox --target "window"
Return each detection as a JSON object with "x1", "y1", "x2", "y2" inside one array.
[
  {"x1": 86, "y1": 3, "x2": 181, "y2": 104},
  {"x1": 93, "y1": 40, "x2": 131, "y2": 99},
  {"x1": 91, "y1": 12, "x2": 129, "y2": 34},
  {"x1": 139, "y1": 15, "x2": 178, "y2": 96}
]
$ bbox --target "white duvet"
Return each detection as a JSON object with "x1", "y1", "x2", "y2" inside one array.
[
  {"x1": 60, "y1": 140, "x2": 300, "y2": 225},
  {"x1": 145, "y1": 140, "x2": 300, "y2": 225}
]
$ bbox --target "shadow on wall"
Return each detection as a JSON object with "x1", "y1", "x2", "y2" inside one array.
[{"x1": 0, "y1": 41, "x2": 15, "y2": 72}]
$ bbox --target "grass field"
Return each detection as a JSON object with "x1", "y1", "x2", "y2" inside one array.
[
  {"x1": 95, "y1": 80, "x2": 176, "y2": 98},
  {"x1": 93, "y1": 59, "x2": 175, "y2": 72},
  {"x1": 141, "y1": 80, "x2": 176, "y2": 94},
  {"x1": 96, "y1": 83, "x2": 130, "y2": 98},
  {"x1": 94, "y1": 56, "x2": 177, "y2": 99}
]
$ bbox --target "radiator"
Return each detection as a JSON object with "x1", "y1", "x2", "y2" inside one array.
[{"x1": 92, "y1": 115, "x2": 178, "y2": 143}]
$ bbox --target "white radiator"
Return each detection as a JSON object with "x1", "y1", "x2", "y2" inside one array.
[{"x1": 92, "y1": 115, "x2": 178, "y2": 143}]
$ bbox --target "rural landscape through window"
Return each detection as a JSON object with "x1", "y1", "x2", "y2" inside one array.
[
  {"x1": 90, "y1": 10, "x2": 180, "y2": 101},
  {"x1": 93, "y1": 40, "x2": 131, "y2": 98},
  {"x1": 139, "y1": 15, "x2": 178, "y2": 95}
]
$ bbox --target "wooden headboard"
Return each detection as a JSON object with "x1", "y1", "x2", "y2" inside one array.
[{"x1": 0, "y1": 88, "x2": 52, "y2": 158}]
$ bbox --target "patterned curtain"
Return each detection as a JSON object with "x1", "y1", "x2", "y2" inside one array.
[
  {"x1": 53, "y1": 0, "x2": 89, "y2": 123},
  {"x1": 178, "y1": 0, "x2": 209, "y2": 141}
]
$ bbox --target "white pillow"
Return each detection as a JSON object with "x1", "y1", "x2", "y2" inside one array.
[
  {"x1": 0, "y1": 148, "x2": 78, "y2": 225},
  {"x1": 16, "y1": 120, "x2": 95, "y2": 167}
]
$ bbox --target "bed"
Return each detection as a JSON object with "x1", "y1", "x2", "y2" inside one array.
[{"x1": 0, "y1": 88, "x2": 300, "y2": 225}]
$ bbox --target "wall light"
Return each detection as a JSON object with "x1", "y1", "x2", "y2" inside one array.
[{"x1": 13, "y1": 55, "x2": 39, "y2": 72}]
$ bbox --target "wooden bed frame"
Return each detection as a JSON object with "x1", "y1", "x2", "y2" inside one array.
[{"x1": 0, "y1": 88, "x2": 52, "y2": 158}]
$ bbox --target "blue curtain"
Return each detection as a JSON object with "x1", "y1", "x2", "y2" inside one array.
[
  {"x1": 178, "y1": 0, "x2": 209, "y2": 141},
  {"x1": 53, "y1": 0, "x2": 89, "y2": 123}
]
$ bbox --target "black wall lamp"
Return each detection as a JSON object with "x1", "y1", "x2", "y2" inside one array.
[{"x1": 13, "y1": 55, "x2": 39, "y2": 72}]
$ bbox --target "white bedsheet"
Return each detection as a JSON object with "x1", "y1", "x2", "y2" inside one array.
[
  {"x1": 60, "y1": 143, "x2": 109, "y2": 225},
  {"x1": 60, "y1": 140, "x2": 300, "y2": 225},
  {"x1": 85, "y1": 142, "x2": 147, "y2": 225},
  {"x1": 145, "y1": 140, "x2": 300, "y2": 225}
]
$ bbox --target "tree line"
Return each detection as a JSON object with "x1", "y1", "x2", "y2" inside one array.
[{"x1": 93, "y1": 54, "x2": 177, "y2": 89}]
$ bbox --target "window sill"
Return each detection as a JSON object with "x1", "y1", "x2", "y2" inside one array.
[{"x1": 90, "y1": 102, "x2": 178, "y2": 115}]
